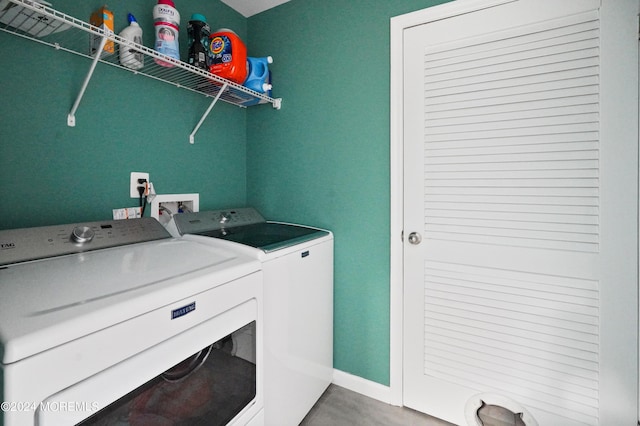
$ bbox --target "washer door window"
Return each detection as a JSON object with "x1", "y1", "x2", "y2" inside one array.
[{"x1": 78, "y1": 323, "x2": 256, "y2": 426}]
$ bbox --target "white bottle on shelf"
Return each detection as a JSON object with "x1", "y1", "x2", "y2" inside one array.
[{"x1": 119, "y1": 13, "x2": 144, "y2": 70}]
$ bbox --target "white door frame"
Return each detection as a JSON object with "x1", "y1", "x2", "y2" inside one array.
[
  {"x1": 391, "y1": 0, "x2": 639, "y2": 417},
  {"x1": 389, "y1": 0, "x2": 574, "y2": 406}
]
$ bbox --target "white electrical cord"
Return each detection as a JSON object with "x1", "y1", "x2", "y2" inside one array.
[{"x1": 145, "y1": 181, "x2": 156, "y2": 204}]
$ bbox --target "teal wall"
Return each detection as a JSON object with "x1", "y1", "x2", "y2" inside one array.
[
  {"x1": 0, "y1": 0, "x2": 248, "y2": 229},
  {"x1": 0, "y1": 0, "x2": 449, "y2": 387},
  {"x1": 246, "y1": 0, "x2": 450, "y2": 385}
]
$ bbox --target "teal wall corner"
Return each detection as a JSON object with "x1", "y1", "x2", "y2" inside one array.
[{"x1": 246, "y1": 0, "x2": 451, "y2": 385}]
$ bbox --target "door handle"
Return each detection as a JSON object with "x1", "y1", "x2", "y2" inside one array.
[{"x1": 408, "y1": 232, "x2": 422, "y2": 245}]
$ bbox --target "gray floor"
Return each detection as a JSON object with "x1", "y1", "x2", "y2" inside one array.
[{"x1": 300, "y1": 384, "x2": 455, "y2": 426}]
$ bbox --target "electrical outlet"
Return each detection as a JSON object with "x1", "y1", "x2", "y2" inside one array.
[{"x1": 130, "y1": 172, "x2": 149, "y2": 198}]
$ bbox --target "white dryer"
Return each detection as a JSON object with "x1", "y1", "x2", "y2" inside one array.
[
  {"x1": 0, "y1": 217, "x2": 263, "y2": 426},
  {"x1": 172, "y1": 208, "x2": 334, "y2": 426}
]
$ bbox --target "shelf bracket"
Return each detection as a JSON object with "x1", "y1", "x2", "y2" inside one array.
[
  {"x1": 67, "y1": 35, "x2": 108, "y2": 127},
  {"x1": 189, "y1": 82, "x2": 228, "y2": 144}
]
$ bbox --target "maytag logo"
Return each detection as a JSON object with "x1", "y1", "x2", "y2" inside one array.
[
  {"x1": 171, "y1": 302, "x2": 196, "y2": 320},
  {"x1": 0, "y1": 242, "x2": 15, "y2": 250}
]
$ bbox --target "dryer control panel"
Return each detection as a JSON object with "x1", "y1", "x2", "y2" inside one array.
[
  {"x1": 174, "y1": 208, "x2": 266, "y2": 235},
  {"x1": 0, "y1": 217, "x2": 170, "y2": 266}
]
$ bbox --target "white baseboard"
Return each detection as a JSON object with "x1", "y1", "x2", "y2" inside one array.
[{"x1": 331, "y1": 369, "x2": 400, "y2": 406}]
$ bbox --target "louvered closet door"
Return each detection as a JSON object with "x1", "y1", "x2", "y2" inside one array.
[{"x1": 402, "y1": 1, "x2": 638, "y2": 425}]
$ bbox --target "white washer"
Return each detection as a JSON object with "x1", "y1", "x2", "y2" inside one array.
[
  {"x1": 0, "y1": 217, "x2": 263, "y2": 426},
  {"x1": 172, "y1": 208, "x2": 333, "y2": 426}
]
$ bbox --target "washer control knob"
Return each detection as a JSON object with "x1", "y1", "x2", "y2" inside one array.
[
  {"x1": 220, "y1": 212, "x2": 231, "y2": 224},
  {"x1": 71, "y1": 226, "x2": 95, "y2": 244}
]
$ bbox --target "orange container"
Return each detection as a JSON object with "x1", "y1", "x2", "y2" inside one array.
[
  {"x1": 208, "y1": 29, "x2": 247, "y2": 84},
  {"x1": 90, "y1": 6, "x2": 114, "y2": 56}
]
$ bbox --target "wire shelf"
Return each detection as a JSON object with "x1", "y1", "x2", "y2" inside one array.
[{"x1": 0, "y1": 0, "x2": 281, "y2": 143}]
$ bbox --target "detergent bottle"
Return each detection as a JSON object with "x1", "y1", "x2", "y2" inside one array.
[
  {"x1": 119, "y1": 13, "x2": 143, "y2": 70},
  {"x1": 208, "y1": 29, "x2": 247, "y2": 84},
  {"x1": 244, "y1": 56, "x2": 273, "y2": 93},
  {"x1": 153, "y1": 0, "x2": 180, "y2": 67},
  {"x1": 187, "y1": 14, "x2": 210, "y2": 70}
]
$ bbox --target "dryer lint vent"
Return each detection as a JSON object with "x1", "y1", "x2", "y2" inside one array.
[
  {"x1": 476, "y1": 402, "x2": 526, "y2": 426},
  {"x1": 465, "y1": 393, "x2": 538, "y2": 426}
]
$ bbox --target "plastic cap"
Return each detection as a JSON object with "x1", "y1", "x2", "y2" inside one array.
[
  {"x1": 127, "y1": 13, "x2": 138, "y2": 24},
  {"x1": 215, "y1": 28, "x2": 237, "y2": 35},
  {"x1": 158, "y1": 0, "x2": 175, "y2": 6},
  {"x1": 190, "y1": 13, "x2": 206, "y2": 22}
]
